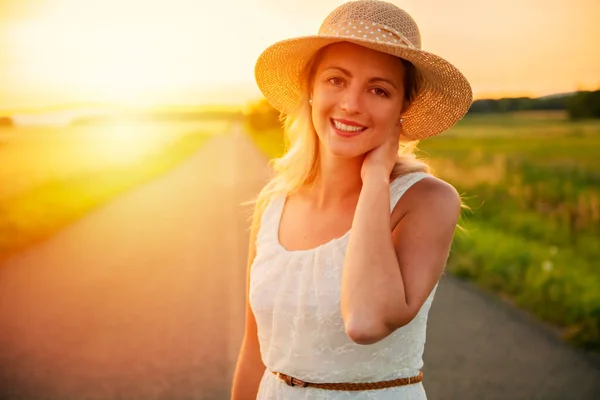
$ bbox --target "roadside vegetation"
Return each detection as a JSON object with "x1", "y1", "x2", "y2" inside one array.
[{"x1": 0, "y1": 121, "x2": 227, "y2": 262}]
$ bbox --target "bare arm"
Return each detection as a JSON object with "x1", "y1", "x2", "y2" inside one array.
[
  {"x1": 230, "y1": 199, "x2": 267, "y2": 399},
  {"x1": 341, "y1": 173, "x2": 461, "y2": 345}
]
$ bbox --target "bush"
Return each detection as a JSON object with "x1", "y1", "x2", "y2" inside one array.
[{"x1": 567, "y1": 90, "x2": 600, "y2": 120}]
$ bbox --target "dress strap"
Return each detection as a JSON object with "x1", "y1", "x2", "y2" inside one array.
[
  {"x1": 389, "y1": 172, "x2": 431, "y2": 213},
  {"x1": 256, "y1": 193, "x2": 286, "y2": 246}
]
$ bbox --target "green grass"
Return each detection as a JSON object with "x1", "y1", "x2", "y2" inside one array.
[
  {"x1": 245, "y1": 112, "x2": 600, "y2": 351},
  {"x1": 449, "y1": 221, "x2": 600, "y2": 348}
]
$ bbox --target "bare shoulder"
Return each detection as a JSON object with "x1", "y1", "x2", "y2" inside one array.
[
  {"x1": 392, "y1": 175, "x2": 461, "y2": 226},
  {"x1": 411, "y1": 175, "x2": 460, "y2": 207}
]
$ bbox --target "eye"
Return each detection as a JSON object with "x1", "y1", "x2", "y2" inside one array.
[
  {"x1": 328, "y1": 77, "x2": 344, "y2": 86},
  {"x1": 371, "y1": 87, "x2": 389, "y2": 97}
]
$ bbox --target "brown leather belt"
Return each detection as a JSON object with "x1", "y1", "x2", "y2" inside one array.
[{"x1": 272, "y1": 370, "x2": 423, "y2": 391}]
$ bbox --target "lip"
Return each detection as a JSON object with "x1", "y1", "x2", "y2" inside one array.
[
  {"x1": 330, "y1": 118, "x2": 367, "y2": 138},
  {"x1": 332, "y1": 118, "x2": 366, "y2": 128}
]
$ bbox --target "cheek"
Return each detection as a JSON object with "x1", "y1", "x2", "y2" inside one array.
[
  {"x1": 312, "y1": 101, "x2": 336, "y2": 135},
  {"x1": 372, "y1": 107, "x2": 401, "y2": 134}
]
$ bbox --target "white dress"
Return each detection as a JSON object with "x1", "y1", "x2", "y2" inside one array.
[{"x1": 249, "y1": 172, "x2": 438, "y2": 399}]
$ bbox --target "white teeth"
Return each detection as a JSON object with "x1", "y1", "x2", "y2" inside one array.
[{"x1": 333, "y1": 120, "x2": 365, "y2": 132}]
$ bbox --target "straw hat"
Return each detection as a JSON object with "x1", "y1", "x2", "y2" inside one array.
[{"x1": 254, "y1": 0, "x2": 473, "y2": 140}]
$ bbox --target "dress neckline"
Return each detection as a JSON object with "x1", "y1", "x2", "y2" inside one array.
[
  {"x1": 274, "y1": 194, "x2": 351, "y2": 255},
  {"x1": 273, "y1": 174, "x2": 411, "y2": 255}
]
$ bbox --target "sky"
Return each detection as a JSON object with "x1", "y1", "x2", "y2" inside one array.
[{"x1": 1, "y1": 0, "x2": 599, "y2": 111}]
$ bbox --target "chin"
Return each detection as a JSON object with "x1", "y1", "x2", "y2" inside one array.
[
  {"x1": 324, "y1": 137, "x2": 367, "y2": 159},
  {"x1": 316, "y1": 123, "x2": 371, "y2": 158}
]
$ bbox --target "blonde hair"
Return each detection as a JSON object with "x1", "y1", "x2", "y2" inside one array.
[{"x1": 248, "y1": 46, "x2": 432, "y2": 225}]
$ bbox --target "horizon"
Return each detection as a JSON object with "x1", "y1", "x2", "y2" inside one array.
[{"x1": 0, "y1": 89, "x2": 590, "y2": 118}]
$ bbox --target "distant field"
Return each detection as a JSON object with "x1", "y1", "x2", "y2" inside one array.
[
  {"x1": 0, "y1": 121, "x2": 228, "y2": 200},
  {"x1": 0, "y1": 120, "x2": 229, "y2": 261},
  {"x1": 246, "y1": 111, "x2": 600, "y2": 351}
]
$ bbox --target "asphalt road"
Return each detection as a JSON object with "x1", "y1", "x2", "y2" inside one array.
[{"x1": 0, "y1": 124, "x2": 598, "y2": 399}]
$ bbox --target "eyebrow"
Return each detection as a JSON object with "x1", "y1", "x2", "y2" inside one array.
[{"x1": 322, "y1": 66, "x2": 399, "y2": 90}]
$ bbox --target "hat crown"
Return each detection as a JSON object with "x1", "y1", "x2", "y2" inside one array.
[{"x1": 318, "y1": 0, "x2": 421, "y2": 49}]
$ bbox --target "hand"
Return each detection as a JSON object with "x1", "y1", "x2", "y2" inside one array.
[{"x1": 361, "y1": 129, "x2": 401, "y2": 182}]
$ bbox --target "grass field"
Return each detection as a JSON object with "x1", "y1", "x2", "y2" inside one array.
[
  {"x1": 246, "y1": 110, "x2": 600, "y2": 351},
  {"x1": 0, "y1": 121, "x2": 229, "y2": 261}
]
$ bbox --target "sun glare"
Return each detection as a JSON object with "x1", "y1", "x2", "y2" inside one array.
[
  {"x1": 1, "y1": 0, "x2": 599, "y2": 110},
  {"x1": 3, "y1": 0, "x2": 268, "y2": 108},
  {"x1": 8, "y1": 19, "x2": 194, "y2": 105}
]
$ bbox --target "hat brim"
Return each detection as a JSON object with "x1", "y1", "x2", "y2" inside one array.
[{"x1": 254, "y1": 35, "x2": 473, "y2": 140}]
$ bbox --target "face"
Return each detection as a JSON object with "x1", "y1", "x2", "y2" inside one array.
[{"x1": 310, "y1": 42, "x2": 406, "y2": 159}]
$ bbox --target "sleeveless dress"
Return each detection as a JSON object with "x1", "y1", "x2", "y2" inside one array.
[{"x1": 249, "y1": 171, "x2": 438, "y2": 399}]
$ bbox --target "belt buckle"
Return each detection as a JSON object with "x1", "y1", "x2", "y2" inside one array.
[{"x1": 278, "y1": 372, "x2": 308, "y2": 388}]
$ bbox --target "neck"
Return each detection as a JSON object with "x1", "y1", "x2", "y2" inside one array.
[{"x1": 305, "y1": 149, "x2": 365, "y2": 210}]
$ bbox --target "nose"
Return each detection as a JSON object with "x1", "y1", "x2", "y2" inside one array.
[{"x1": 340, "y1": 87, "x2": 362, "y2": 114}]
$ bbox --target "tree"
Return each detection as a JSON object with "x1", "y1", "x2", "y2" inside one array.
[
  {"x1": 244, "y1": 98, "x2": 281, "y2": 131},
  {"x1": 567, "y1": 90, "x2": 600, "y2": 120}
]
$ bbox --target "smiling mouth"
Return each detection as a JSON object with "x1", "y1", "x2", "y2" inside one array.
[{"x1": 331, "y1": 119, "x2": 367, "y2": 133}]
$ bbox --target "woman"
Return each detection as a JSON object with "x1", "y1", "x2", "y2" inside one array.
[{"x1": 232, "y1": 1, "x2": 472, "y2": 399}]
